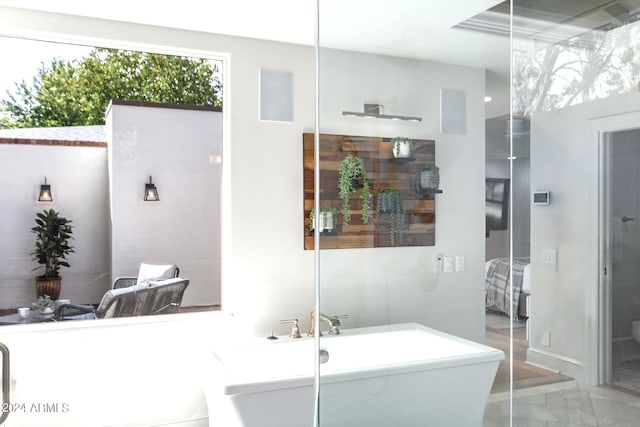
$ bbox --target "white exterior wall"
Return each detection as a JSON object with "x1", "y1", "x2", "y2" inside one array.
[
  {"x1": 107, "y1": 103, "x2": 222, "y2": 307},
  {"x1": 0, "y1": 143, "x2": 109, "y2": 308}
]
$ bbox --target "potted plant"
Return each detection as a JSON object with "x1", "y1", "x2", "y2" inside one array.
[
  {"x1": 31, "y1": 295, "x2": 56, "y2": 318},
  {"x1": 309, "y1": 207, "x2": 338, "y2": 234},
  {"x1": 417, "y1": 164, "x2": 440, "y2": 191},
  {"x1": 31, "y1": 208, "x2": 74, "y2": 300},
  {"x1": 375, "y1": 189, "x2": 405, "y2": 246},
  {"x1": 338, "y1": 154, "x2": 371, "y2": 225},
  {"x1": 390, "y1": 137, "x2": 415, "y2": 159}
]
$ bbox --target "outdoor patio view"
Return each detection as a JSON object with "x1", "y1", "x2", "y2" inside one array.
[{"x1": 0, "y1": 37, "x2": 224, "y2": 324}]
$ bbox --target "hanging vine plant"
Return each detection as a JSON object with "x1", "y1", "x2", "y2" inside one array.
[
  {"x1": 338, "y1": 154, "x2": 371, "y2": 226},
  {"x1": 376, "y1": 189, "x2": 405, "y2": 246}
]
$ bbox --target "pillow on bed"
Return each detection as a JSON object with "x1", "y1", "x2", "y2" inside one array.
[
  {"x1": 522, "y1": 263, "x2": 531, "y2": 294},
  {"x1": 485, "y1": 261, "x2": 492, "y2": 275},
  {"x1": 485, "y1": 258, "x2": 532, "y2": 294}
]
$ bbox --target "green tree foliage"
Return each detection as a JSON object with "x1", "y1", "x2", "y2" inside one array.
[
  {"x1": 0, "y1": 48, "x2": 222, "y2": 128},
  {"x1": 513, "y1": 22, "x2": 640, "y2": 116}
]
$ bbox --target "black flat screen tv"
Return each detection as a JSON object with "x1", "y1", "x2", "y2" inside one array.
[{"x1": 486, "y1": 178, "x2": 510, "y2": 233}]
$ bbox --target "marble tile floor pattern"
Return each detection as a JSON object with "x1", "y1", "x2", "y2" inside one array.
[
  {"x1": 613, "y1": 359, "x2": 640, "y2": 393},
  {"x1": 483, "y1": 380, "x2": 640, "y2": 426}
]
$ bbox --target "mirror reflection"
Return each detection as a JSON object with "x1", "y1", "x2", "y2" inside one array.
[{"x1": 0, "y1": 37, "x2": 223, "y2": 324}]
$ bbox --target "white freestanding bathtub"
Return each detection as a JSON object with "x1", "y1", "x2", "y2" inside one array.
[{"x1": 203, "y1": 322, "x2": 504, "y2": 427}]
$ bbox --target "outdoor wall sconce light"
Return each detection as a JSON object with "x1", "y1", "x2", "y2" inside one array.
[
  {"x1": 342, "y1": 103, "x2": 422, "y2": 122},
  {"x1": 144, "y1": 176, "x2": 159, "y2": 201},
  {"x1": 38, "y1": 177, "x2": 53, "y2": 202}
]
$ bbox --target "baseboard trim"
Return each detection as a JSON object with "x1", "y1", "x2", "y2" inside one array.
[
  {"x1": 524, "y1": 359, "x2": 559, "y2": 373},
  {"x1": 527, "y1": 347, "x2": 585, "y2": 381},
  {"x1": 613, "y1": 335, "x2": 633, "y2": 343}
]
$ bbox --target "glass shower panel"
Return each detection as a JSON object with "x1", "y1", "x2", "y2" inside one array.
[
  {"x1": 512, "y1": 0, "x2": 640, "y2": 424},
  {"x1": 315, "y1": 1, "x2": 511, "y2": 425}
]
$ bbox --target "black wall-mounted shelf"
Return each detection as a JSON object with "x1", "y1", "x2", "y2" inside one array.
[
  {"x1": 417, "y1": 188, "x2": 443, "y2": 195},
  {"x1": 389, "y1": 157, "x2": 415, "y2": 163}
]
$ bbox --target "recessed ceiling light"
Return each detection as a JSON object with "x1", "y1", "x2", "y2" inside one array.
[{"x1": 484, "y1": 96, "x2": 492, "y2": 103}]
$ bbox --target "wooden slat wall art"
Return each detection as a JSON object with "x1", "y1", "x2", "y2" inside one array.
[{"x1": 303, "y1": 133, "x2": 438, "y2": 250}]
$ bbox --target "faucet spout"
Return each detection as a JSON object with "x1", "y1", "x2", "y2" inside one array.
[{"x1": 308, "y1": 310, "x2": 348, "y2": 336}]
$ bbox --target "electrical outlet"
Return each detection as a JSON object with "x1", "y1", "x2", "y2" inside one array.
[
  {"x1": 455, "y1": 255, "x2": 465, "y2": 272},
  {"x1": 541, "y1": 330, "x2": 551, "y2": 347}
]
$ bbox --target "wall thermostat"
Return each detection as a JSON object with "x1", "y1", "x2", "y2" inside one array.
[{"x1": 533, "y1": 190, "x2": 550, "y2": 205}]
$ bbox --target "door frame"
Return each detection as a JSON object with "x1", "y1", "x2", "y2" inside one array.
[{"x1": 594, "y1": 110, "x2": 640, "y2": 385}]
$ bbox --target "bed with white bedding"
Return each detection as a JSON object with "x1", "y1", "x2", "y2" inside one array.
[{"x1": 485, "y1": 257, "x2": 530, "y2": 319}]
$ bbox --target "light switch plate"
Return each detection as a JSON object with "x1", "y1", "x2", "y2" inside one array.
[
  {"x1": 455, "y1": 255, "x2": 465, "y2": 272},
  {"x1": 541, "y1": 249, "x2": 557, "y2": 269},
  {"x1": 443, "y1": 256, "x2": 454, "y2": 273}
]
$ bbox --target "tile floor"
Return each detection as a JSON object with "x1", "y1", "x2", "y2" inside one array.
[
  {"x1": 483, "y1": 380, "x2": 640, "y2": 426},
  {"x1": 613, "y1": 359, "x2": 640, "y2": 393}
]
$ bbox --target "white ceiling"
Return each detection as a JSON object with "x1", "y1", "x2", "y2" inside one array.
[
  {"x1": 0, "y1": 0, "x2": 511, "y2": 117},
  {"x1": 1, "y1": 0, "x2": 631, "y2": 124},
  {"x1": 319, "y1": 0, "x2": 507, "y2": 70},
  {"x1": 0, "y1": 1, "x2": 634, "y2": 83},
  {"x1": 0, "y1": 0, "x2": 316, "y2": 45},
  {"x1": 0, "y1": 0, "x2": 507, "y2": 71}
]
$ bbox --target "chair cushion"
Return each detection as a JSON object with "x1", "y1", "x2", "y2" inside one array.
[
  {"x1": 136, "y1": 263, "x2": 178, "y2": 285},
  {"x1": 98, "y1": 282, "x2": 151, "y2": 317}
]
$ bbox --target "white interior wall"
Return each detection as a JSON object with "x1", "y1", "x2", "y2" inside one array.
[
  {"x1": 529, "y1": 92, "x2": 640, "y2": 383},
  {"x1": 0, "y1": 143, "x2": 109, "y2": 308},
  {"x1": 107, "y1": 103, "x2": 222, "y2": 307},
  {"x1": 217, "y1": 32, "x2": 316, "y2": 336},
  {"x1": 318, "y1": 49, "x2": 486, "y2": 342}
]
